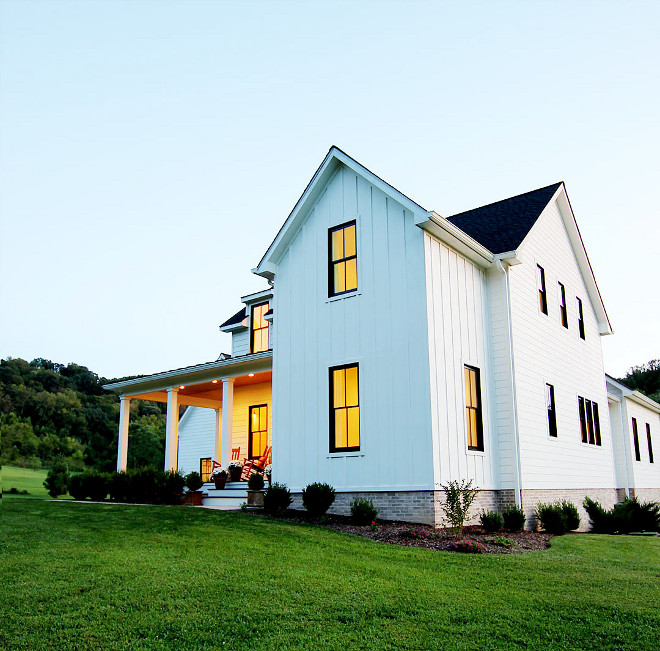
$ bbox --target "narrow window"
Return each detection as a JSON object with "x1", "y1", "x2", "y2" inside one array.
[
  {"x1": 632, "y1": 418, "x2": 641, "y2": 461},
  {"x1": 464, "y1": 366, "x2": 484, "y2": 451},
  {"x1": 537, "y1": 265, "x2": 548, "y2": 314},
  {"x1": 329, "y1": 221, "x2": 358, "y2": 297},
  {"x1": 330, "y1": 364, "x2": 360, "y2": 452},
  {"x1": 250, "y1": 302, "x2": 269, "y2": 353},
  {"x1": 577, "y1": 297, "x2": 585, "y2": 340},
  {"x1": 546, "y1": 384, "x2": 557, "y2": 437},
  {"x1": 593, "y1": 402, "x2": 601, "y2": 446},
  {"x1": 200, "y1": 457, "x2": 212, "y2": 483},
  {"x1": 647, "y1": 423, "x2": 654, "y2": 463},
  {"x1": 586, "y1": 399, "x2": 595, "y2": 445},
  {"x1": 578, "y1": 396, "x2": 587, "y2": 443},
  {"x1": 558, "y1": 283, "x2": 568, "y2": 328},
  {"x1": 249, "y1": 404, "x2": 268, "y2": 459}
]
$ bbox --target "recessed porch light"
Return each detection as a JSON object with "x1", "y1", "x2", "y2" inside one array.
[
  {"x1": 179, "y1": 385, "x2": 185, "y2": 390},
  {"x1": 211, "y1": 380, "x2": 218, "y2": 384},
  {"x1": 248, "y1": 373, "x2": 255, "y2": 377}
]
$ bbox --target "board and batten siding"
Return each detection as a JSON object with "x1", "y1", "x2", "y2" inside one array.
[
  {"x1": 272, "y1": 164, "x2": 433, "y2": 493},
  {"x1": 423, "y1": 233, "x2": 499, "y2": 489},
  {"x1": 176, "y1": 381, "x2": 272, "y2": 474},
  {"x1": 507, "y1": 199, "x2": 614, "y2": 489}
]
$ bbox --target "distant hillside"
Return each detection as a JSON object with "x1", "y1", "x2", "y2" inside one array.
[
  {"x1": 617, "y1": 360, "x2": 660, "y2": 404},
  {"x1": 0, "y1": 358, "x2": 166, "y2": 471}
]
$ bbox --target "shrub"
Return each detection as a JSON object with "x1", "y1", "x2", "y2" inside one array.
[
  {"x1": 440, "y1": 479, "x2": 479, "y2": 537},
  {"x1": 561, "y1": 500, "x2": 581, "y2": 531},
  {"x1": 401, "y1": 527, "x2": 430, "y2": 540},
  {"x1": 480, "y1": 510, "x2": 504, "y2": 532},
  {"x1": 161, "y1": 470, "x2": 186, "y2": 505},
  {"x1": 44, "y1": 459, "x2": 69, "y2": 498},
  {"x1": 68, "y1": 474, "x2": 88, "y2": 500},
  {"x1": 247, "y1": 473, "x2": 265, "y2": 491},
  {"x1": 535, "y1": 503, "x2": 566, "y2": 534},
  {"x1": 485, "y1": 536, "x2": 514, "y2": 548},
  {"x1": 350, "y1": 498, "x2": 379, "y2": 525},
  {"x1": 106, "y1": 468, "x2": 184, "y2": 505},
  {"x1": 451, "y1": 539, "x2": 486, "y2": 554},
  {"x1": 83, "y1": 470, "x2": 109, "y2": 501},
  {"x1": 108, "y1": 471, "x2": 129, "y2": 503},
  {"x1": 502, "y1": 506, "x2": 526, "y2": 532},
  {"x1": 585, "y1": 496, "x2": 660, "y2": 534},
  {"x1": 264, "y1": 482, "x2": 292, "y2": 515},
  {"x1": 185, "y1": 472, "x2": 204, "y2": 492},
  {"x1": 302, "y1": 482, "x2": 336, "y2": 517}
]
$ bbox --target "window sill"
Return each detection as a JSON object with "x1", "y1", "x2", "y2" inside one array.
[
  {"x1": 466, "y1": 449, "x2": 486, "y2": 457},
  {"x1": 327, "y1": 453, "x2": 365, "y2": 459},
  {"x1": 326, "y1": 291, "x2": 361, "y2": 304}
]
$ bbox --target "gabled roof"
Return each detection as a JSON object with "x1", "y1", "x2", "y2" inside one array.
[
  {"x1": 219, "y1": 307, "x2": 246, "y2": 329},
  {"x1": 447, "y1": 183, "x2": 563, "y2": 254}
]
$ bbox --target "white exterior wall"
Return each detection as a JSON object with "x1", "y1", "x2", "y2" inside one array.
[
  {"x1": 176, "y1": 381, "x2": 272, "y2": 474},
  {"x1": 423, "y1": 233, "x2": 498, "y2": 489},
  {"x1": 624, "y1": 399, "x2": 660, "y2": 489},
  {"x1": 231, "y1": 329, "x2": 250, "y2": 357},
  {"x1": 508, "y1": 200, "x2": 614, "y2": 489},
  {"x1": 272, "y1": 164, "x2": 433, "y2": 493}
]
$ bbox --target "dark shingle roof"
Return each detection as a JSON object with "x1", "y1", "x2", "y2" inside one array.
[
  {"x1": 447, "y1": 183, "x2": 563, "y2": 254},
  {"x1": 219, "y1": 307, "x2": 247, "y2": 329}
]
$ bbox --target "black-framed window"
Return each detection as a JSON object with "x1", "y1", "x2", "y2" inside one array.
[
  {"x1": 250, "y1": 302, "x2": 269, "y2": 353},
  {"x1": 578, "y1": 397, "x2": 601, "y2": 446},
  {"x1": 577, "y1": 297, "x2": 585, "y2": 340},
  {"x1": 546, "y1": 384, "x2": 557, "y2": 437},
  {"x1": 464, "y1": 365, "x2": 484, "y2": 451},
  {"x1": 200, "y1": 457, "x2": 212, "y2": 483},
  {"x1": 537, "y1": 265, "x2": 548, "y2": 314},
  {"x1": 647, "y1": 423, "x2": 654, "y2": 463},
  {"x1": 632, "y1": 418, "x2": 641, "y2": 461},
  {"x1": 329, "y1": 363, "x2": 360, "y2": 452},
  {"x1": 558, "y1": 283, "x2": 568, "y2": 328},
  {"x1": 249, "y1": 404, "x2": 268, "y2": 459},
  {"x1": 329, "y1": 221, "x2": 357, "y2": 297}
]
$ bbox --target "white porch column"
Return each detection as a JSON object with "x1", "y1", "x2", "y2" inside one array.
[
  {"x1": 117, "y1": 396, "x2": 131, "y2": 472},
  {"x1": 214, "y1": 408, "x2": 221, "y2": 464},
  {"x1": 220, "y1": 377, "x2": 235, "y2": 466},
  {"x1": 164, "y1": 387, "x2": 179, "y2": 472}
]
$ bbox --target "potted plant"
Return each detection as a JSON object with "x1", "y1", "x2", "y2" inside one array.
[
  {"x1": 264, "y1": 464, "x2": 272, "y2": 486},
  {"x1": 184, "y1": 471, "x2": 205, "y2": 506},
  {"x1": 246, "y1": 472, "x2": 265, "y2": 507},
  {"x1": 227, "y1": 460, "x2": 242, "y2": 483},
  {"x1": 210, "y1": 466, "x2": 228, "y2": 490}
]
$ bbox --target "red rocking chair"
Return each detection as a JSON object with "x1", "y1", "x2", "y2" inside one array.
[{"x1": 240, "y1": 446, "x2": 272, "y2": 481}]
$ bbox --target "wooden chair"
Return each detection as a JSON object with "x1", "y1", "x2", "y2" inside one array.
[
  {"x1": 240, "y1": 446, "x2": 272, "y2": 481},
  {"x1": 231, "y1": 447, "x2": 241, "y2": 461}
]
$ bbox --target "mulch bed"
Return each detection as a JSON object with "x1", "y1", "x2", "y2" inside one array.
[{"x1": 251, "y1": 509, "x2": 553, "y2": 554}]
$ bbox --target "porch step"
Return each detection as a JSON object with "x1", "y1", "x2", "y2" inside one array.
[{"x1": 200, "y1": 482, "x2": 248, "y2": 509}]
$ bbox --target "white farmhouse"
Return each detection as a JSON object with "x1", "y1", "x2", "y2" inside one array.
[{"x1": 104, "y1": 147, "x2": 660, "y2": 527}]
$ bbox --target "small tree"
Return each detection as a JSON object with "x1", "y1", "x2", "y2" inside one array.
[
  {"x1": 440, "y1": 479, "x2": 479, "y2": 538},
  {"x1": 44, "y1": 459, "x2": 69, "y2": 498}
]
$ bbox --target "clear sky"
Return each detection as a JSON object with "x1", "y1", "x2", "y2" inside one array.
[{"x1": 1, "y1": 0, "x2": 658, "y2": 380}]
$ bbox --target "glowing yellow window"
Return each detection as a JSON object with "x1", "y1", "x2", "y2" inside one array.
[
  {"x1": 249, "y1": 404, "x2": 268, "y2": 459},
  {"x1": 250, "y1": 302, "x2": 269, "y2": 353},
  {"x1": 329, "y1": 222, "x2": 358, "y2": 297},
  {"x1": 330, "y1": 364, "x2": 360, "y2": 451},
  {"x1": 464, "y1": 365, "x2": 483, "y2": 451}
]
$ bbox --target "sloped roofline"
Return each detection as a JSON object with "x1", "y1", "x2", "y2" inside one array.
[
  {"x1": 606, "y1": 374, "x2": 660, "y2": 413},
  {"x1": 253, "y1": 146, "x2": 428, "y2": 280}
]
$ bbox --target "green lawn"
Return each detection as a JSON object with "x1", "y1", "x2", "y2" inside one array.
[
  {"x1": 2, "y1": 464, "x2": 51, "y2": 498},
  {"x1": 0, "y1": 500, "x2": 658, "y2": 650}
]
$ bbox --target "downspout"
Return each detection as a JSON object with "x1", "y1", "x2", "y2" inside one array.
[
  {"x1": 496, "y1": 259, "x2": 523, "y2": 508},
  {"x1": 619, "y1": 399, "x2": 632, "y2": 499}
]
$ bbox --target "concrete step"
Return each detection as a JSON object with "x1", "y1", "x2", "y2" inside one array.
[{"x1": 200, "y1": 482, "x2": 248, "y2": 508}]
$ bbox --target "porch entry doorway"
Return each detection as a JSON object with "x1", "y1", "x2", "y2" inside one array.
[{"x1": 249, "y1": 404, "x2": 268, "y2": 459}]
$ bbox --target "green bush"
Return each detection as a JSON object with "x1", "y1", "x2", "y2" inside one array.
[
  {"x1": 185, "y1": 472, "x2": 204, "y2": 492},
  {"x1": 68, "y1": 474, "x2": 88, "y2": 500},
  {"x1": 350, "y1": 498, "x2": 379, "y2": 525},
  {"x1": 535, "y1": 501, "x2": 580, "y2": 535},
  {"x1": 264, "y1": 482, "x2": 292, "y2": 515},
  {"x1": 43, "y1": 459, "x2": 69, "y2": 498},
  {"x1": 161, "y1": 470, "x2": 186, "y2": 505},
  {"x1": 106, "y1": 468, "x2": 184, "y2": 505},
  {"x1": 561, "y1": 500, "x2": 581, "y2": 531},
  {"x1": 83, "y1": 470, "x2": 109, "y2": 501},
  {"x1": 247, "y1": 473, "x2": 265, "y2": 491},
  {"x1": 108, "y1": 471, "x2": 129, "y2": 503},
  {"x1": 439, "y1": 479, "x2": 479, "y2": 537},
  {"x1": 480, "y1": 510, "x2": 504, "y2": 532},
  {"x1": 584, "y1": 496, "x2": 660, "y2": 534},
  {"x1": 302, "y1": 482, "x2": 336, "y2": 517},
  {"x1": 502, "y1": 506, "x2": 526, "y2": 532}
]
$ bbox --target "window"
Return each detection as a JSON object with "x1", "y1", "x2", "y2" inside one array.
[
  {"x1": 647, "y1": 423, "x2": 654, "y2": 463},
  {"x1": 577, "y1": 297, "x2": 585, "y2": 340},
  {"x1": 558, "y1": 283, "x2": 568, "y2": 328},
  {"x1": 464, "y1": 366, "x2": 484, "y2": 451},
  {"x1": 249, "y1": 405, "x2": 268, "y2": 459},
  {"x1": 329, "y1": 364, "x2": 360, "y2": 452},
  {"x1": 537, "y1": 265, "x2": 548, "y2": 314},
  {"x1": 578, "y1": 396, "x2": 601, "y2": 446},
  {"x1": 632, "y1": 418, "x2": 641, "y2": 461},
  {"x1": 200, "y1": 457, "x2": 212, "y2": 483},
  {"x1": 329, "y1": 221, "x2": 357, "y2": 297},
  {"x1": 250, "y1": 302, "x2": 269, "y2": 353},
  {"x1": 546, "y1": 384, "x2": 557, "y2": 437}
]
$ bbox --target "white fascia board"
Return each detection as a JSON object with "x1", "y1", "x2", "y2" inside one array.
[
  {"x1": 416, "y1": 211, "x2": 494, "y2": 267},
  {"x1": 605, "y1": 375, "x2": 660, "y2": 413},
  {"x1": 102, "y1": 351, "x2": 273, "y2": 395},
  {"x1": 240, "y1": 288, "x2": 273, "y2": 305},
  {"x1": 630, "y1": 390, "x2": 660, "y2": 414},
  {"x1": 219, "y1": 320, "x2": 247, "y2": 334},
  {"x1": 254, "y1": 146, "x2": 428, "y2": 279}
]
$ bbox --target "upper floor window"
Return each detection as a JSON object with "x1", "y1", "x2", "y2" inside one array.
[
  {"x1": 647, "y1": 423, "x2": 654, "y2": 463},
  {"x1": 577, "y1": 297, "x2": 585, "y2": 340},
  {"x1": 558, "y1": 283, "x2": 568, "y2": 328},
  {"x1": 250, "y1": 302, "x2": 269, "y2": 353},
  {"x1": 632, "y1": 418, "x2": 641, "y2": 461},
  {"x1": 546, "y1": 383, "x2": 557, "y2": 437},
  {"x1": 329, "y1": 221, "x2": 357, "y2": 297},
  {"x1": 330, "y1": 363, "x2": 360, "y2": 452},
  {"x1": 578, "y1": 396, "x2": 601, "y2": 446},
  {"x1": 464, "y1": 365, "x2": 484, "y2": 451},
  {"x1": 537, "y1": 265, "x2": 548, "y2": 315}
]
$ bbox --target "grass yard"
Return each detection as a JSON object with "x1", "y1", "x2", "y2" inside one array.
[
  {"x1": 1, "y1": 465, "x2": 52, "y2": 498},
  {"x1": 1, "y1": 500, "x2": 658, "y2": 650}
]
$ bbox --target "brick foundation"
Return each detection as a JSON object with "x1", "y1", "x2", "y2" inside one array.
[{"x1": 630, "y1": 488, "x2": 660, "y2": 503}]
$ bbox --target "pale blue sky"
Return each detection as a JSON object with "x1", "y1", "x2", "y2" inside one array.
[{"x1": 1, "y1": 0, "x2": 658, "y2": 379}]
